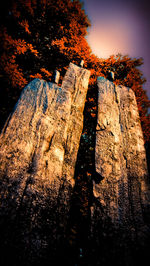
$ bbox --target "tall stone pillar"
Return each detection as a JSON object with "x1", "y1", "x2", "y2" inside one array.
[
  {"x1": 0, "y1": 63, "x2": 90, "y2": 265},
  {"x1": 91, "y1": 76, "x2": 150, "y2": 265}
]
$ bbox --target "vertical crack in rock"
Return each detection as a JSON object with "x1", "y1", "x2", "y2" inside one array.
[
  {"x1": 91, "y1": 76, "x2": 150, "y2": 265},
  {"x1": 0, "y1": 63, "x2": 90, "y2": 266},
  {"x1": 61, "y1": 64, "x2": 90, "y2": 187},
  {"x1": 66, "y1": 78, "x2": 98, "y2": 263}
]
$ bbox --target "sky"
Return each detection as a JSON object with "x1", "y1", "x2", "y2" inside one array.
[{"x1": 81, "y1": 0, "x2": 150, "y2": 99}]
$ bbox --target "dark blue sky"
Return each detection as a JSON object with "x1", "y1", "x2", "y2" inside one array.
[{"x1": 81, "y1": 0, "x2": 150, "y2": 99}]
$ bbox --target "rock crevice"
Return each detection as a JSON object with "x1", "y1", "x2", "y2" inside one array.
[{"x1": 0, "y1": 68, "x2": 149, "y2": 266}]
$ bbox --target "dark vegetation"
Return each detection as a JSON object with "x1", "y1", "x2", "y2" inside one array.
[
  {"x1": 0, "y1": 1, "x2": 150, "y2": 265},
  {"x1": 0, "y1": 0, "x2": 150, "y2": 142}
]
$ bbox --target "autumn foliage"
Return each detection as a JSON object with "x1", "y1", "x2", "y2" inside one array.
[
  {"x1": 86, "y1": 54, "x2": 150, "y2": 143},
  {"x1": 0, "y1": 1, "x2": 150, "y2": 264},
  {"x1": 0, "y1": 0, "x2": 150, "y2": 145}
]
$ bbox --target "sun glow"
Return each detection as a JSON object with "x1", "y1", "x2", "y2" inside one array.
[{"x1": 86, "y1": 7, "x2": 142, "y2": 59}]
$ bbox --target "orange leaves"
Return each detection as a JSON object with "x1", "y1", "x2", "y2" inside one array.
[
  {"x1": 4, "y1": 58, "x2": 27, "y2": 88},
  {"x1": 40, "y1": 68, "x2": 52, "y2": 79},
  {"x1": 30, "y1": 73, "x2": 43, "y2": 79},
  {"x1": 92, "y1": 106, "x2": 97, "y2": 111},
  {"x1": 1, "y1": 33, "x2": 28, "y2": 88},
  {"x1": 88, "y1": 98, "x2": 95, "y2": 103},
  {"x1": 1, "y1": 25, "x2": 39, "y2": 91},
  {"x1": 2, "y1": 31, "x2": 15, "y2": 49},
  {"x1": 4, "y1": 35, "x2": 27, "y2": 55},
  {"x1": 51, "y1": 37, "x2": 68, "y2": 54},
  {"x1": 86, "y1": 52, "x2": 150, "y2": 142},
  {"x1": 2, "y1": 30, "x2": 38, "y2": 56},
  {"x1": 0, "y1": 0, "x2": 149, "y2": 144},
  {"x1": 19, "y1": 20, "x2": 31, "y2": 34},
  {"x1": 15, "y1": 41, "x2": 38, "y2": 56},
  {"x1": 15, "y1": 39, "x2": 28, "y2": 54},
  {"x1": 29, "y1": 68, "x2": 52, "y2": 81},
  {"x1": 87, "y1": 172, "x2": 92, "y2": 177},
  {"x1": 90, "y1": 113, "x2": 96, "y2": 118},
  {"x1": 1, "y1": 29, "x2": 39, "y2": 88},
  {"x1": 51, "y1": 11, "x2": 91, "y2": 62},
  {"x1": 27, "y1": 44, "x2": 38, "y2": 56}
]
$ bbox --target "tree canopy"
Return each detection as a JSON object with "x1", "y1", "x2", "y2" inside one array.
[
  {"x1": 0, "y1": 0, "x2": 150, "y2": 144},
  {"x1": 0, "y1": 1, "x2": 150, "y2": 264}
]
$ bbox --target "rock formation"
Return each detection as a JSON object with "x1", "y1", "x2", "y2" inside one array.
[
  {"x1": 91, "y1": 76, "x2": 150, "y2": 265},
  {"x1": 0, "y1": 63, "x2": 90, "y2": 265},
  {"x1": 0, "y1": 64, "x2": 150, "y2": 266}
]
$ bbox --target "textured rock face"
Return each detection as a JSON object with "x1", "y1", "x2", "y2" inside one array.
[
  {"x1": 91, "y1": 77, "x2": 150, "y2": 263},
  {"x1": 0, "y1": 63, "x2": 90, "y2": 265}
]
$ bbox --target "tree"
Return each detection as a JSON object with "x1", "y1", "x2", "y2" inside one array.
[
  {"x1": 0, "y1": 0, "x2": 149, "y2": 146},
  {"x1": 0, "y1": 1, "x2": 150, "y2": 264},
  {"x1": 86, "y1": 54, "x2": 150, "y2": 143},
  {"x1": 0, "y1": 0, "x2": 91, "y2": 129}
]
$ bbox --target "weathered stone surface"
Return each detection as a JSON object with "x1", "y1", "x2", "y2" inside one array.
[
  {"x1": 61, "y1": 64, "x2": 90, "y2": 186},
  {"x1": 53, "y1": 70, "x2": 60, "y2": 84},
  {"x1": 91, "y1": 77, "x2": 150, "y2": 261},
  {"x1": 0, "y1": 63, "x2": 90, "y2": 265}
]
